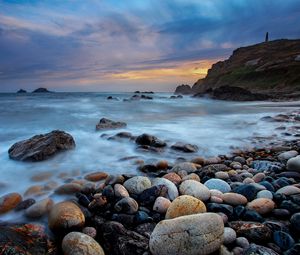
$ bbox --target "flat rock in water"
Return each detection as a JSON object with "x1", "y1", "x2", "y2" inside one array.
[
  {"x1": 8, "y1": 130, "x2": 75, "y2": 161},
  {"x1": 170, "y1": 142, "x2": 198, "y2": 153},
  {"x1": 135, "y1": 133, "x2": 166, "y2": 148},
  {"x1": 96, "y1": 118, "x2": 127, "y2": 131}
]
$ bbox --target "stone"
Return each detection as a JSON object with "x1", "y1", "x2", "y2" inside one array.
[
  {"x1": 31, "y1": 172, "x2": 53, "y2": 182},
  {"x1": 82, "y1": 227, "x2": 97, "y2": 238},
  {"x1": 251, "y1": 160, "x2": 284, "y2": 173},
  {"x1": 257, "y1": 190, "x2": 273, "y2": 199},
  {"x1": 62, "y1": 232, "x2": 105, "y2": 255},
  {"x1": 114, "y1": 197, "x2": 139, "y2": 214},
  {"x1": 165, "y1": 195, "x2": 206, "y2": 219},
  {"x1": 290, "y1": 212, "x2": 300, "y2": 232},
  {"x1": 15, "y1": 198, "x2": 36, "y2": 211},
  {"x1": 244, "y1": 244, "x2": 279, "y2": 255},
  {"x1": 273, "y1": 231, "x2": 295, "y2": 250},
  {"x1": 170, "y1": 142, "x2": 198, "y2": 153},
  {"x1": 0, "y1": 192, "x2": 22, "y2": 214},
  {"x1": 138, "y1": 185, "x2": 168, "y2": 206},
  {"x1": 204, "y1": 178, "x2": 231, "y2": 193},
  {"x1": 171, "y1": 162, "x2": 198, "y2": 173},
  {"x1": 253, "y1": 173, "x2": 265, "y2": 183},
  {"x1": 84, "y1": 172, "x2": 108, "y2": 182},
  {"x1": 156, "y1": 160, "x2": 169, "y2": 170},
  {"x1": 25, "y1": 198, "x2": 54, "y2": 218},
  {"x1": 153, "y1": 197, "x2": 171, "y2": 214},
  {"x1": 179, "y1": 180, "x2": 210, "y2": 201},
  {"x1": 48, "y1": 201, "x2": 85, "y2": 233},
  {"x1": 210, "y1": 189, "x2": 223, "y2": 198},
  {"x1": 152, "y1": 178, "x2": 178, "y2": 201},
  {"x1": 246, "y1": 198, "x2": 275, "y2": 215},
  {"x1": 55, "y1": 183, "x2": 82, "y2": 194},
  {"x1": 235, "y1": 237, "x2": 249, "y2": 249},
  {"x1": 114, "y1": 184, "x2": 129, "y2": 198},
  {"x1": 8, "y1": 130, "x2": 75, "y2": 161},
  {"x1": 123, "y1": 176, "x2": 151, "y2": 195},
  {"x1": 96, "y1": 118, "x2": 126, "y2": 130},
  {"x1": 222, "y1": 193, "x2": 248, "y2": 205},
  {"x1": 207, "y1": 203, "x2": 233, "y2": 217},
  {"x1": 181, "y1": 173, "x2": 200, "y2": 182},
  {"x1": 287, "y1": 156, "x2": 300, "y2": 172},
  {"x1": 149, "y1": 213, "x2": 224, "y2": 255},
  {"x1": 276, "y1": 185, "x2": 300, "y2": 195},
  {"x1": 243, "y1": 209, "x2": 265, "y2": 222},
  {"x1": 224, "y1": 227, "x2": 237, "y2": 244},
  {"x1": 24, "y1": 185, "x2": 45, "y2": 197},
  {"x1": 163, "y1": 172, "x2": 181, "y2": 185},
  {"x1": 215, "y1": 171, "x2": 229, "y2": 180},
  {"x1": 278, "y1": 150, "x2": 298, "y2": 161},
  {"x1": 210, "y1": 196, "x2": 223, "y2": 203},
  {"x1": 234, "y1": 184, "x2": 259, "y2": 201},
  {"x1": 135, "y1": 133, "x2": 166, "y2": 147}
]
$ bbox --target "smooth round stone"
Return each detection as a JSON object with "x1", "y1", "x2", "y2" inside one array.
[
  {"x1": 222, "y1": 193, "x2": 248, "y2": 205},
  {"x1": 163, "y1": 173, "x2": 181, "y2": 185},
  {"x1": 55, "y1": 183, "x2": 82, "y2": 194},
  {"x1": 191, "y1": 157, "x2": 205, "y2": 165},
  {"x1": 224, "y1": 227, "x2": 237, "y2": 245},
  {"x1": 234, "y1": 156, "x2": 246, "y2": 165},
  {"x1": 232, "y1": 247, "x2": 244, "y2": 255},
  {"x1": 246, "y1": 198, "x2": 275, "y2": 215},
  {"x1": 204, "y1": 157, "x2": 222, "y2": 165},
  {"x1": 123, "y1": 176, "x2": 151, "y2": 195},
  {"x1": 62, "y1": 232, "x2": 105, "y2": 255},
  {"x1": 114, "y1": 197, "x2": 138, "y2": 214},
  {"x1": 171, "y1": 162, "x2": 198, "y2": 173},
  {"x1": 273, "y1": 231, "x2": 295, "y2": 250},
  {"x1": 179, "y1": 180, "x2": 210, "y2": 201},
  {"x1": 82, "y1": 227, "x2": 97, "y2": 239},
  {"x1": 152, "y1": 178, "x2": 178, "y2": 201},
  {"x1": 215, "y1": 172, "x2": 229, "y2": 180},
  {"x1": 165, "y1": 195, "x2": 207, "y2": 219},
  {"x1": 243, "y1": 177, "x2": 255, "y2": 184},
  {"x1": 105, "y1": 175, "x2": 125, "y2": 185},
  {"x1": 15, "y1": 198, "x2": 36, "y2": 211},
  {"x1": 114, "y1": 184, "x2": 129, "y2": 198},
  {"x1": 30, "y1": 171, "x2": 53, "y2": 182},
  {"x1": 250, "y1": 183, "x2": 266, "y2": 191},
  {"x1": 149, "y1": 213, "x2": 224, "y2": 255},
  {"x1": 25, "y1": 198, "x2": 54, "y2": 218},
  {"x1": 276, "y1": 185, "x2": 300, "y2": 195},
  {"x1": 290, "y1": 213, "x2": 300, "y2": 232},
  {"x1": 253, "y1": 173, "x2": 265, "y2": 183},
  {"x1": 210, "y1": 189, "x2": 223, "y2": 198},
  {"x1": 234, "y1": 184, "x2": 259, "y2": 201},
  {"x1": 287, "y1": 156, "x2": 300, "y2": 172},
  {"x1": 204, "y1": 179, "x2": 231, "y2": 193},
  {"x1": 48, "y1": 201, "x2": 85, "y2": 232},
  {"x1": 272, "y1": 209, "x2": 290, "y2": 219},
  {"x1": 181, "y1": 173, "x2": 200, "y2": 182},
  {"x1": 259, "y1": 181, "x2": 275, "y2": 192},
  {"x1": 156, "y1": 160, "x2": 169, "y2": 170},
  {"x1": 278, "y1": 150, "x2": 298, "y2": 161},
  {"x1": 0, "y1": 192, "x2": 22, "y2": 214},
  {"x1": 153, "y1": 197, "x2": 171, "y2": 214},
  {"x1": 210, "y1": 196, "x2": 223, "y2": 203},
  {"x1": 177, "y1": 170, "x2": 188, "y2": 178},
  {"x1": 24, "y1": 185, "x2": 45, "y2": 197},
  {"x1": 235, "y1": 237, "x2": 249, "y2": 249},
  {"x1": 84, "y1": 172, "x2": 108, "y2": 182},
  {"x1": 257, "y1": 190, "x2": 273, "y2": 199}
]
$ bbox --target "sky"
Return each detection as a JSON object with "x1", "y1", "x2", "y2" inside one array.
[{"x1": 0, "y1": 0, "x2": 300, "y2": 92}]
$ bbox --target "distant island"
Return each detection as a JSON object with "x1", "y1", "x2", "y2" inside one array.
[
  {"x1": 175, "y1": 39, "x2": 300, "y2": 101},
  {"x1": 17, "y1": 89, "x2": 27, "y2": 93},
  {"x1": 32, "y1": 88, "x2": 52, "y2": 93}
]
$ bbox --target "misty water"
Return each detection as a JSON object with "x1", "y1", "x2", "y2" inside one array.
[{"x1": 0, "y1": 92, "x2": 299, "y2": 220}]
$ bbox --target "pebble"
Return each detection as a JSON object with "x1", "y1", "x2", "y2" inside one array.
[
  {"x1": 287, "y1": 155, "x2": 300, "y2": 172},
  {"x1": 123, "y1": 176, "x2": 151, "y2": 195},
  {"x1": 252, "y1": 173, "x2": 265, "y2": 183},
  {"x1": 246, "y1": 198, "x2": 275, "y2": 215},
  {"x1": 171, "y1": 162, "x2": 198, "y2": 173},
  {"x1": 234, "y1": 184, "x2": 259, "y2": 201},
  {"x1": 153, "y1": 197, "x2": 171, "y2": 214},
  {"x1": 0, "y1": 192, "x2": 22, "y2": 214},
  {"x1": 84, "y1": 172, "x2": 108, "y2": 182},
  {"x1": 152, "y1": 178, "x2": 178, "y2": 201},
  {"x1": 163, "y1": 173, "x2": 181, "y2": 185},
  {"x1": 181, "y1": 173, "x2": 200, "y2": 182},
  {"x1": 215, "y1": 171, "x2": 229, "y2": 180},
  {"x1": 276, "y1": 185, "x2": 300, "y2": 195},
  {"x1": 223, "y1": 227, "x2": 237, "y2": 244},
  {"x1": 210, "y1": 196, "x2": 223, "y2": 203},
  {"x1": 235, "y1": 236, "x2": 249, "y2": 249},
  {"x1": 114, "y1": 197, "x2": 139, "y2": 214},
  {"x1": 15, "y1": 198, "x2": 36, "y2": 211},
  {"x1": 257, "y1": 190, "x2": 273, "y2": 199},
  {"x1": 278, "y1": 150, "x2": 298, "y2": 161},
  {"x1": 165, "y1": 195, "x2": 206, "y2": 219},
  {"x1": 30, "y1": 172, "x2": 53, "y2": 182},
  {"x1": 82, "y1": 227, "x2": 97, "y2": 239},
  {"x1": 114, "y1": 184, "x2": 129, "y2": 198},
  {"x1": 204, "y1": 178, "x2": 231, "y2": 193},
  {"x1": 156, "y1": 160, "x2": 169, "y2": 170},
  {"x1": 25, "y1": 198, "x2": 54, "y2": 218},
  {"x1": 55, "y1": 183, "x2": 82, "y2": 194},
  {"x1": 179, "y1": 180, "x2": 210, "y2": 201},
  {"x1": 48, "y1": 201, "x2": 85, "y2": 233},
  {"x1": 210, "y1": 189, "x2": 223, "y2": 198},
  {"x1": 290, "y1": 212, "x2": 300, "y2": 233},
  {"x1": 62, "y1": 232, "x2": 105, "y2": 255},
  {"x1": 149, "y1": 213, "x2": 224, "y2": 255},
  {"x1": 273, "y1": 231, "x2": 295, "y2": 250},
  {"x1": 222, "y1": 193, "x2": 248, "y2": 205}
]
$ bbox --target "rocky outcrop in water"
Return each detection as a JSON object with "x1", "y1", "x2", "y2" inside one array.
[
  {"x1": 96, "y1": 118, "x2": 127, "y2": 131},
  {"x1": 8, "y1": 130, "x2": 75, "y2": 161},
  {"x1": 17, "y1": 89, "x2": 27, "y2": 93},
  {"x1": 32, "y1": 88, "x2": 52, "y2": 93}
]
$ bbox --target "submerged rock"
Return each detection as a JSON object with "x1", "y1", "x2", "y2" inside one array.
[
  {"x1": 0, "y1": 192, "x2": 22, "y2": 214},
  {"x1": 96, "y1": 118, "x2": 127, "y2": 131},
  {"x1": 135, "y1": 133, "x2": 166, "y2": 148},
  {"x1": 8, "y1": 130, "x2": 75, "y2": 161},
  {"x1": 170, "y1": 142, "x2": 198, "y2": 153}
]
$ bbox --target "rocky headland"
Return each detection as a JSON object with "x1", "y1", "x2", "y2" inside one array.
[{"x1": 175, "y1": 39, "x2": 300, "y2": 101}]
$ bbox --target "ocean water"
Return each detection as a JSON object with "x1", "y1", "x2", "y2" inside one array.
[{"x1": 0, "y1": 92, "x2": 299, "y2": 220}]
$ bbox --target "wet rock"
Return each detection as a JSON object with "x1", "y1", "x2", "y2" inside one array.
[
  {"x1": 114, "y1": 197, "x2": 139, "y2": 214},
  {"x1": 96, "y1": 118, "x2": 126, "y2": 130},
  {"x1": 204, "y1": 178, "x2": 231, "y2": 193},
  {"x1": 88, "y1": 194, "x2": 108, "y2": 210},
  {"x1": 48, "y1": 201, "x2": 85, "y2": 233},
  {"x1": 153, "y1": 197, "x2": 171, "y2": 214},
  {"x1": 24, "y1": 185, "x2": 45, "y2": 197},
  {"x1": 15, "y1": 198, "x2": 36, "y2": 211},
  {"x1": 101, "y1": 221, "x2": 149, "y2": 255},
  {"x1": 179, "y1": 180, "x2": 210, "y2": 201},
  {"x1": 55, "y1": 183, "x2": 82, "y2": 194},
  {"x1": 114, "y1": 184, "x2": 129, "y2": 198},
  {"x1": 273, "y1": 231, "x2": 295, "y2": 250},
  {"x1": 156, "y1": 160, "x2": 169, "y2": 170},
  {"x1": 152, "y1": 178, "x2": 178, "y2": 201},
  {"x1": 135, "y1": 133, "x2": 166, "y2": 147},
  {"x1": 257, "y1": 190, "x2": 273, "y2": 199},
  {"x1": 229, "y1": 221, "x2": 272, "y2": 243},
  {"x1": 276, "y1": 185, "x2": 300, "y2": 195},
  {"x1": 8, "y1": 130, "x2": 75, "y2": 161},
  {"x1": 222, "y1": 193, "x2": 248, "y2": 205},
  {"x1": 165, "y1": 195, "x2": 206, "y2": 219},
  {"x1": 62, "y1": 232, "x2": 105, "y2": 255},
  {"x1": 287, "y1": 156, "x2": 300, "y2": 172},
  {"x1": 149, "y1": 213, "x2": 224, "y2": 255},
  {"x1": 201, "y1": 164, "x2": 229, "y2": 173},
  {"x1": 246, "y1": 198, "x2": 275, "y2": 215},
  {"x1": 123, "y1": 176, "x2": 151, "y2": 195},
  {"x1": 105, "y1": 175, "x2": 125, "y2": 185},
  {"x1": 0, "y1": 192, "x2": 22, "y2": 214},
  {"x1": 102, "y1": 185, "x2": 115, "y2": 200},
  {"x1": 171, "y1": 162, "x2": 198, "y2": 173},
  {"x1": 84, "y1": 172, "x2": 108, "y2": 182},
  {"x1": 170, "y1": 142, "x2": 198, "y2": 153},
  {"x1": 25, "y1": 198, "x2": 54, "y2": 218},
  {"x1": 0, "y1": 223, "x2": 55, "y2": 255},
  {"x1": 233, "y1": 184, "x2": 259, "y2": 201},
  {"x1": 224, "y1": 227, "x2": 237, "y2": 244},
  {"x1": 244, "y1": 244, "x2": 279, "y2": 255}
]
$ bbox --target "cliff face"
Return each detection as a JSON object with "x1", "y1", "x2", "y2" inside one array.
[{"x1": 177, "y1": 39, "x2": 300, "y2": 98}]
